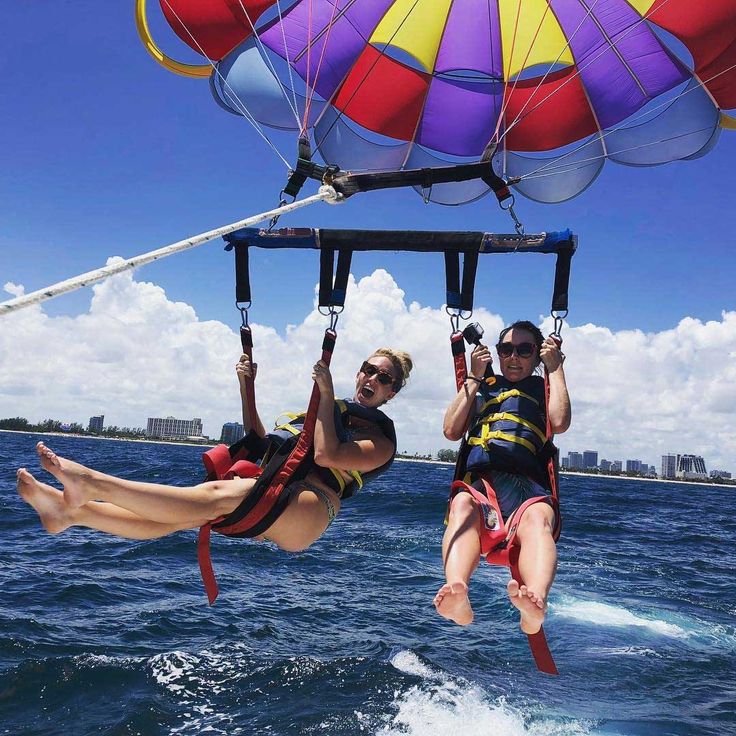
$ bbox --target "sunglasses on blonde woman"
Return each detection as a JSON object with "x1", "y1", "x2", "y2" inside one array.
[
  {"x1": 496, "y1": 342, "x2": 536, "y2": 359},
  {"x1": 360, "y1": 361, "x2": 396, "y2": 388}
]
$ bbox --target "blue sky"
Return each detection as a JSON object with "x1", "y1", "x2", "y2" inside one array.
[
  {"x1": 3, "y1": 2, "x2": 734, "y2": 329},
  {"x1": 2, "y1": 3, "x2": 735, "y2": 472}
]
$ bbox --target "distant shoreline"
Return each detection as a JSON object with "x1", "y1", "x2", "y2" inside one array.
[{"x1": 0, "y1": 428, "x2": 216, "y2": 449}]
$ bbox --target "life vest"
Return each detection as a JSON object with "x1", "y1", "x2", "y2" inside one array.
[
  {"x1": 463, "y1": 374, "x2": 554, "y2": 488},
  {"x1": 270, "y1": 399, "x2": 396, "y2": 499}
]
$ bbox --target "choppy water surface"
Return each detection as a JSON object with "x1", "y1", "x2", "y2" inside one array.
[{"x1": 2, "y1": 433, "x2": 734, "y2": 735}]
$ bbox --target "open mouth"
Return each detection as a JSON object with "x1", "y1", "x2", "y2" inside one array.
[{"x1": 360, "y1": 385, "x2": 375, "y2": 400}]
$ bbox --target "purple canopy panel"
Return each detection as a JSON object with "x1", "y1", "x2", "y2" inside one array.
[
  {"x1": 416, "y1": 77, "x2": 503, "y2": 157},
  {"x1": 549, "y1": 0, "x2": 688, "y2": 129},
  {"x1": 434, "y1": 0, "x2": 503, "y2": 77},
  {"x1": 260, "y1": 0, "x2": 393, "y2": 102}
]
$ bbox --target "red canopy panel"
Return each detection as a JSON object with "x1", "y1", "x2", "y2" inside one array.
[
  {"x1": 649, "y1": 0, "x2": 736, "y2": 109},
  {"x1": 332, "y1": 46, "x2": 431, "y2": 143},
  {"x1": 160, "y1": 0, "x2": 272, "y2": 60},
  {"x1": 504, "y1": 67, "x2": 599, "y2": 152}
]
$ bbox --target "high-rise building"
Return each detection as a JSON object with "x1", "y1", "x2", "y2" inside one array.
[
  {"x1": 146, "y1": 416, "x2": 203, "y2": 439},
  {"x1": 626, "y1": 459, "x2": 642, "y2": 473},
  {"x1": 561, "y1": 455, "x2": 570, "y2": 469},
  {"x1": 599, "y1": 459, "x2": 612, "y2": 473},
  {"x1": 88, "y1": 415, "x2": 104, "y2": 433},
  {"x1": 676, "y1": 454, "x2": 707, "y2": 480},
  {"x1": 661, "y1": 453, "x2": 677, "y2": 479},
  {"x1": 567, "y1": 452, "x2": 583, "y2": 469},
  {"x1": 583, "y1": 450, "x2": 598, "y2": 470},
  {"x1": 220, "y1": 422, "x2": 244, "y2": 445},
  {"x1": 610, "y1": 460, "x2": 623, "y2": 472}
]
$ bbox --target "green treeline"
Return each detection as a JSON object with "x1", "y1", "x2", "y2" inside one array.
[{"x1": 0, "y1": 417, "x2": 146, "y2": 439}]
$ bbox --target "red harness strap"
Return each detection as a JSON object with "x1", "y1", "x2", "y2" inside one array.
[
  {"x1": 449, "y1": 477, "x2": 560, "y2": 675},
  {"x1": 197, "y1": 329, "x2": 337, "y2": 604}
]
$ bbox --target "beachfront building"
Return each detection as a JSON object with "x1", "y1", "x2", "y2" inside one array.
[
  {"x1": 567, "y1": 451, "x2": 583, "y2": 469},
  {"x1": 599, "y1": 459, "x2": 612, "y2": 473},
  {"x1": 583, "y1": 450, "x2": 598, "y2": 470},
  {"x1": 626, "y1": 459, "x2": 642, "y2": 473},
  {"x1": 610, "y1": 460, "x2": 623, "y2": 472},
  {"x1": 88, "y1": 415, "x2": 104, "y2": 434},
  {"x1": 710, "y1": 469, "x2": 732, "y2": 479},
  {"x1": 676, "y1": 454, "x2": 707, "y2": 480},
  {"x1": 661, "y1": 453, "x2": 677, "y2": 479},
  {"x1": 146, "y1": 416, "x2": 203, "y2": 440},
  {"x1": 220, "y1": 422, "x2": 244, "y2": 445}
]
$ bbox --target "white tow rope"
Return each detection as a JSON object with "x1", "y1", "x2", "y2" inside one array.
[{"x1": 0, "y1": 186, "x2": 340, "y2": 317}]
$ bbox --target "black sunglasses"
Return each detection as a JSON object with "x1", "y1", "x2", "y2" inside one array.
[
  {"x1": 360, "y1": 361, "x2": 397, "y2": 389},
  {"x1": 496, "y1": 341, "x2": 536, "y2": 359}
]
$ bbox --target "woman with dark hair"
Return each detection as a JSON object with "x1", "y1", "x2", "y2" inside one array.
[
  {"x1": 434, "y1": 320, "x2": 570, "y2": 636},
  {"x1": 17, "y1": 348, "x2": 413, "y2": 562}
]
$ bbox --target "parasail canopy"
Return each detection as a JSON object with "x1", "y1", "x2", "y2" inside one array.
[{"x1": 139, "y1": 0, "x2": 736, "y2": 205}]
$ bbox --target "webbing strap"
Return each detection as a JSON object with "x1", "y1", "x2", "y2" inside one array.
[
  {"x1": 468, "y1": 429, "x2": 538, "y2": 454},
  {"x1": 329, "y1": 159, "x2": 513, "y2": 202},
  {"x1": 240, "y1": 325, "x2": 256, "y2": 434},
  {"x1": 481, "y1": 412, "x2": 547, "y2": 444},
  {"x1": 551, "y1": 242, "x2": 574, "y2": 314},
  {"x1": 319, "y1": 248, "x2": 352, "y2": 307},
  {"x1": 233, "y1": 243, "x2": 251, "y2": 304},
  {"x1": 479, "y1": 389, "x2": 540, "y2": 412},
  {"x1": 508, "y1": 546, "x2": 559, "y2": 675},
  {"x1": 450, "y1": 332, "x2": 467, "y2": 391},
  {"x1": 444, "y1": 249, "x2": 479, "y2": 312}
]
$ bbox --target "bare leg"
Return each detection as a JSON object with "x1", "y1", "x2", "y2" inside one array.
[
  {"x1": 433, "y1": 493, "x2": 481, "y2": 625},
  {"x1": 263, "y1": 480, "x2": 340, "y2": 552},
  {"x1": 507, "y1": 503, "x2": 557, "y2": 634},
  {"x1": 36, "y1": 442, "x2": 254, "y2": 524},
  {"x1": 17, "y1": 468, "x2": 199, "y2": 539}
]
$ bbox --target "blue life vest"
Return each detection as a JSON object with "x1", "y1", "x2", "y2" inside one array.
[{"x1": 464, "y1": 375, "x2": 551, "y2": 487}]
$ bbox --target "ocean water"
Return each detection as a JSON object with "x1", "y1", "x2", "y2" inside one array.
[{"x1": 2, "y1": 432, "x2": 735, "y2": 735}]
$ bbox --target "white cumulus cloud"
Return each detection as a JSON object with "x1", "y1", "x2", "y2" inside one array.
[{"x1": 1, "y1": 264, "x2": 734, "y2": 473}]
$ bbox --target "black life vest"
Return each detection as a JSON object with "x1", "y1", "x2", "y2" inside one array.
[
  {"x1": 268, "y1": 399, "x2": 396, "y2": 499},
  {"x1": 462, "y1": 375, "x2": 554, "y2": 488}
]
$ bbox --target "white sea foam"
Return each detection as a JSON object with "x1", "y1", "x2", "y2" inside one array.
[
  {"x1": 552, "y1": 596, "x2": 689, "y2": 638},
  {"x1": 379, "y1": 650, "x2": 592, "y2": 736}
]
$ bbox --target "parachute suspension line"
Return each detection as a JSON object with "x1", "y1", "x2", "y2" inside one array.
[
  {"x1": 0, "y1": 188, "x2": 339, "y2": 318},
  {"x1": 232, "y1": 0, "x2": 301, "y2": 126},
  {"x1": 519, "y1": 124, "x2": 724, "y2": 182},
  {"x1": 499, "y1": 0, "x2": 604, "y2": 143},
  {"x1": 491, "y1": 0, "x2": 553, "y2": 146},
  {"x1": 311, "y1": 0, "x2": 424, "y2": 159},
  {"x1": 272, "y1": 0, "x2": 301, "y2": 126},
  {"x1": 158, "y1": 0, "x2": 292, "y2": 169},
  {"x1": 301, "y1": 0, "x2": 341, "y2": 135},
  {"x1": 498, "y1": 0, "x2": 675, "y2": 147},
  {"x1": 302, "y1": 0, "x2": 314, "y2": 134}
]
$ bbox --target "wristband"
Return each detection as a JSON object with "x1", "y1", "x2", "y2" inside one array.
[{"x1": 466, "y1": 375, "x2": 483, "y2": 384}]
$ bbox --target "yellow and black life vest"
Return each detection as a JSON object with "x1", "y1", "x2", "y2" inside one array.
[
  {"x1": 269, "y1": 399, "x2": 396, "y2": 499},
  {"x1": 463, "y1": 375, "x2": 553, "y2": 487}
]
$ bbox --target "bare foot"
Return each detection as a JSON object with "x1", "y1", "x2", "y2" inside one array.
[
  {"x1": 36, "y1": 441, "x2": 95, "y2": 508},
  {"x1": 433, "y1": 581, "x2": 474, "y2": 625},
  {"x1": 16, "y1": 468, "x2": 75, "y2": 534},
  {"x1": 507, "y1": 579, "x2": 546, "y2": 634}
]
